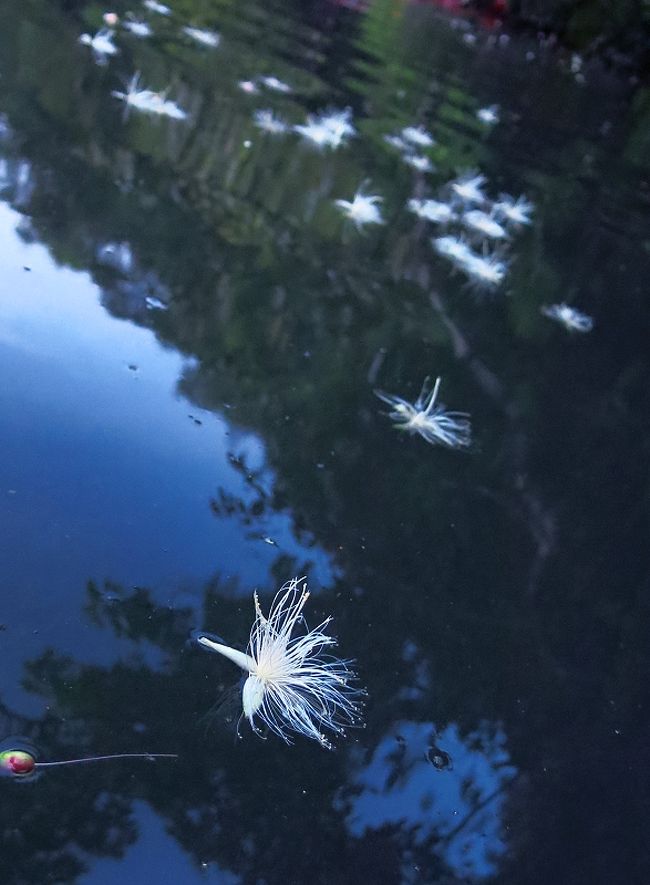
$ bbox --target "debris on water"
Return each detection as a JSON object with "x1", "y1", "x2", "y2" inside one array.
[
  {"x1": 426, "y1": 744, "x2": 453, "y2": 770},
  {"x1": 97, "y1": 241, "x2": 133, "y2": 273}
]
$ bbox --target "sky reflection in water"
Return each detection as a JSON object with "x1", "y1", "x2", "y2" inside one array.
[{"x1": 0, "y1": 0, "x2": 648, "y2": 883}]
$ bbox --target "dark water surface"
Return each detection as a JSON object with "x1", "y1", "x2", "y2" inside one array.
[{"x1": 1, "y1": 1, "x2": 649, "y2": 883}]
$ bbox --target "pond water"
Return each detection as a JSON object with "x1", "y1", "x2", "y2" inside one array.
[{"x1": 0, "y1": 1, "x2": 649, "y2": 882}]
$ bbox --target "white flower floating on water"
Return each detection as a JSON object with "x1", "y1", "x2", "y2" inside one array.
[
  {"x1": 450, "y1": 172, "x2": 487, "y2": 205},
  {"x1": 432, "y1": 234, "x2": 473, "y2": 264},
  {"x1": 401, "y1": 125, "x2": 436, "y2": 148},
  {"x1": 123, "y1": 17, "x2": 153, "y2": 38},
  {"x1": 402, "y1": 153, "x2": 434, "y2": 173},
  {"x1": 542, "y1": 303, "x2": 594, "y2": 333},
  {"x1": 477, "y1": 105, "x2": 500, "y2": 125},
  {"x1": 196, "y1": 578, "x2": 363, "y2": 748},
  {"x1": 383, "y1": 133, "x2": 409, "y2": 152},
  {"x1": 238, "y1": 79, "x2": 259, "y2": 94},
  {"x1": 143, "y1": 0, "x2": 171, "y2": 14},
  {"x1": 462, "y1": 209, "x2": 508, "y2": 240},
  {"x1": 432, "y1": 236, "x2": 507, "y2": 288},
  {"x1": 294, "y1": 108, "x2": 355, "y2": 149},
  {"x1": 111, "y1": 74, "x2": 187, "y2": 120},
  {"x1": 460, "y1": 250, "x2": 508, "y2": 288},
  {"x1": 407, "y1": 198, "x2": 455, "y2": 224},
  {"x1": 79, "y1": 29, "x2": 118, "y2": 62},
  {"x1": 259, "y1": 75, "x2": 292, "y2": 94},
  {"x1": 493, "y1": 194, "x2": 533, "y2": 226},
  {"x1": 182, "y1": 26, "x2": 220, "y2": 47},
  {"x1": 375, "y1": 376, "x2": 472, "y2": 450},
  {"x1": 253, "y1": 109, "x2": 289, "y2": 135},
  {"x1": 335, "y1": 190, "x2": 384, "y2": 229}
]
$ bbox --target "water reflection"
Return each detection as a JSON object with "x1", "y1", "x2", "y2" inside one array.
[
  {"x1": 345, "y1": 720, "x2": 516, "y2": 880},
  {"x1": 0, "y1": 0, "x2": 648, "y2": 882}
]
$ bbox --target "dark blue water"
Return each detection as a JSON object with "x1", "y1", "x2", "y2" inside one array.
[{"x1": 0, "y1": 1, "x2": 649, "y2": 882}]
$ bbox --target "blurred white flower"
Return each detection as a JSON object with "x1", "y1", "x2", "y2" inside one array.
[
  {"x1": 182, "y1": 26, "x2": 220, "y2": 47},
  {"x1": 402, "y1": 153, "x2": 434, "y2": 173},
  {"x1": 450, "y1": 172, "x2": 487, "y2": 205},
  {"x1": 260, "y1": 75, "x2": 292, "y2": 93},
  {"x1": 143, "y1": 0, "x2": 171, "y2": 14},
  {"x1": 111, "y1": 73, "x2": 187, "y2": 120},
  {"x1": 197, "y1": 578, "x2": 363, "y2": 748},
  {"x1": 477, "y1": 105, "x2": 500, "y2": 125},
  {"x1": 123, "y1": 17, "x2": 152, "y2": 38},
  {"x1": 253, "y1": 109, "x2": 289, "y2": 135},
  {"x1": 407, "y1": 198, "x2": 455, "y2": 224},
  {"x1": 375, "y1": 376, "x2": 472, "y2": 450},
  {"x1": 493, "y1": 194, "x2": 533, "y2": 226},
  {"x1": 335, "y1": 190, "x2": 384, "y2": 229},
  {"x1": 542, "y1": 303, "x2": 593, "y2": 333},
  {"x1": 79, "y1": 29, "x2": 118, "y2": 63},
  {"x1": 401, "y1": 125, "x2": 435, "y2": 148},
  {"x1": 294, "y1": 108, "x2": 355, "y2": 149},
  {"x1": 462, "y1": 209, "x2": 508, "y2": 240}
]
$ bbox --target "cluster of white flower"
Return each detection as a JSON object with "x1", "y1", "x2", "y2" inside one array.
[{"x1": 420, "y1": 171, "x2": 534, "y2": 290}]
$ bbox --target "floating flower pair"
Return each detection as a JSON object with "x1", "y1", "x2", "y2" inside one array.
[{"x1": 196, "y1": 578, "x2": 363, "y2": 748}]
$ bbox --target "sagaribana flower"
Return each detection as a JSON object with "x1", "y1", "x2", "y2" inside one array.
[
  {"x1": 541, "y1": 303, "x2": 593, "y2": 333},
  {"x1": 462, "y1": 209, "x2": 508, "y2": 240},
  {"x1": 259, "y1": 75, "x2": 292, "y2": 94},
  {"x1": 383, "y1": 134, "x2": 409, "y2": 152},
  {"x1": 402, "y1": 153, "x2": 434, "y2": 173},
  {"x1": 450, "y1": 172, "x2": 487, "y2": 205},
  {"x1": 493, "y1": 194, "x2": 533, "y2": 226},
  {"x1": 253, "y1": 109, "x2": 289, "y2": 135},
  {"x1": 143, "y1": 0, "x2": 171, "y2": 14},
  {"x1": 111, "y1": 73, "x2": 187, "y2": 120},
  {"x1": 196, "y1": 578, "x2": 363, "y2": 748},
  {"x1": 460, "y1": 249, "x2": 508, "y2": 288},
  {"x1": 182, "y1": 26, "x2": 220, "y2": 47},
  {"x1": 401, "y1": 125, "x2": 436, "y2": 148},
  {"x1": 123, "y1": 17, "x2": 152, "y2": 38},
  {"x1": 294, "y1": 108, "x2": 355, "y2": 149},
  {"x1": 335, "y1": 190, "x2": 384, "y2": 229},
  {"x1": 432, "y1": 234, "x2": 473, "y2": 265},
  {"x1": 79, "y1": 29, "x2": 118, "y2": 63},
  {"x1": 408, "y1": 198, "x2": 455, "y2": 224},
  {"x1": 476, "y1": 105, "x2": 500, "y2": 125},
  {"x1": 375, "y1": 376, "x2": 472, "y2": 449}
]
